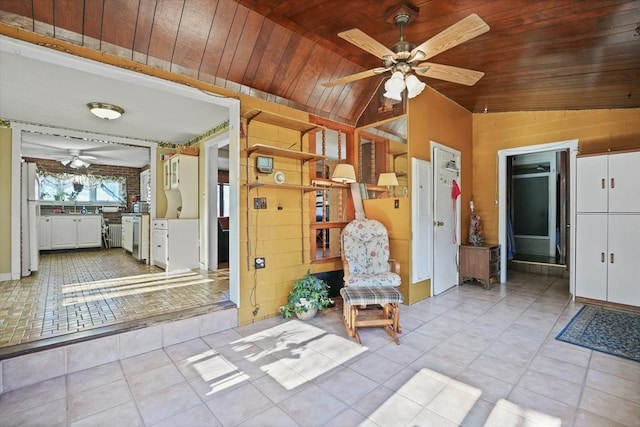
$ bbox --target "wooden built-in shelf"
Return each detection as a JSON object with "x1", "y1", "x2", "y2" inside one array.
[
  {"x1": 246, "y1": 182, "x2": 317, "y2": 192},
  {"x1": 246, "y1": 144, "x2": 326, "y2": 163},
  {"x1": 243, "y1": 110, "x2": 324, "y2": 135}
]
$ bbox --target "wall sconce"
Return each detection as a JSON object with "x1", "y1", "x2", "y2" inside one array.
[
  {"x1": 377, "y1": 172, "x2": 399, "y2": 196},
  {"x1": 331, "y1": 164, "x2": 357, "y2": 184}
]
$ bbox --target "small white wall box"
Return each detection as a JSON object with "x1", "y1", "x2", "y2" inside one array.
[{"x1": 256, "y1": 156, "x2": 273, "y2": 173}]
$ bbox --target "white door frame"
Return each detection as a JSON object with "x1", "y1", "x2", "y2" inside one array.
[
  {"x1": 203, "y1": 133, "x2": 229, "y2": 270},
  {"x1": 498, "y1": 139, "x2": 578, "y2": 296},
  {"x1": 411, "y1": 157, "x2": 433, "y2": 284}
]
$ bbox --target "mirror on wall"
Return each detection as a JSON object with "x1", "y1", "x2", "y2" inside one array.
[{"x1": 357, "y1": 116, "x2": 408, "y2": 196}]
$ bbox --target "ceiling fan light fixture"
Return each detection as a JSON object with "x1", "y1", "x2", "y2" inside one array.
[
  {"x1": 87, "y1": 102, "x2": 125, "y2": 120},
  {"x1": 405, "y1": 74, "x2": 426, "y2": 98}
]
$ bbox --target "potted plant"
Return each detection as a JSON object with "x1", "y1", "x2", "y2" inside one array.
[{"x1": 280, "y1": 270, "x2": 333, "y2": 320}]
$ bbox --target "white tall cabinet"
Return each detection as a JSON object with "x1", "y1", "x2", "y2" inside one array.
[{"x1": 575, "y1": 150, "x2": 640, "y2": 307}]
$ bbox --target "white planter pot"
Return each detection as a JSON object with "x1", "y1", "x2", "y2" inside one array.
[{"x1": 295, "y1": 306, "x2": 318, "y2": 320}]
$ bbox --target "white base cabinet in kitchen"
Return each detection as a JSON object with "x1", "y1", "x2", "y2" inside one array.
[
  {"x1": 38, "y1": 217, "x2": 52, "y2": 250},
  {"x1": 152, "y1": 219, "x2": 199, "y2": 271},
  {"x1": 121, "y1": 215, "x2": 134, "y2": 252},
  {"x1": 48, "y1": 215, "x2": 103, "y2": 250}
]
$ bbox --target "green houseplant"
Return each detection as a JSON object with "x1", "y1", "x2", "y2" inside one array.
[{"x1": 280, "y1": 270, "x2": 333, "y2": 319}]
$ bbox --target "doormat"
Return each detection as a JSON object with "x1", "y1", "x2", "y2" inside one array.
[{"x1": 556, "y1": 305, "x2": 640, "y2": 362}]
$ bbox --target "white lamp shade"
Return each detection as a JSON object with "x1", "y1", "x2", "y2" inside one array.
[
  {"x1": 405, "y1": 74, "x2": 426, "y2": 98},
  {"x1": 377, "y1": 172, "x2": 398, "y2": 187},
  {"x1": 331, "y1": 163, "x2": 357, "y2": 184}
]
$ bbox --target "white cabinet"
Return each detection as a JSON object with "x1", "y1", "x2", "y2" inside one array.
[
  {"x1": 577, "y1": 151, "x2": 640, "y2": 213},
  {"x1": 49, "y1": 215, "x2": 102, "y2": 250},
  {"x1": 575, "y1": 150, "x2": 640, "y2": 308},
  {"x1": 152, "y1": 219, "x2": 199, "y2": 271},
  {"x1": 162, "y1": 154, "x2": 198, "y2": 219},
  {"x1": 576, "y1": 215, "x2": 640, "y2": 306},
  {"x1": 121, "y1": 215, "x2": 134, "y2": 252},
  {"x1": 51, "y1": 216, "x2": 77, "y2": 249},
  {"x1": 38, "y1": 216, "x2": 52, "y2": 250},
  {"x1": 76, "y1": 216, "x2": 102, "y2": 248}
]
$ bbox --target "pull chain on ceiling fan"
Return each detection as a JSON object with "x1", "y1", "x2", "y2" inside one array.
[{"x1": 323, "y1": 6, "x2": 490, "y2": 99}]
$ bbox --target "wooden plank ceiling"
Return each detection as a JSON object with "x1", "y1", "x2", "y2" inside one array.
[{"x1": 0, "y1": 0, "x2": 638, "y2": 126}]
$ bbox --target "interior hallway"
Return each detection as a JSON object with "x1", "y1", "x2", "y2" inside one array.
[
  {"x1": 0, "y1": 249, "x2": 231, "y2": 357},
  {"x1": 1, "y1": 271, "x2": 638, "y2": 426}
]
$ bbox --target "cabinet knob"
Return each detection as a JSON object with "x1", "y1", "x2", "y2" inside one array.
[
  {"x1": 601, "y1": 252, "x2": 605, "y2": 263},
  {"x1": 610, "y1": 253, "x2": 614, "y2": 264},
  {"x1": 434, "y1": 221, "x2": 444, "y2": 227},
  {"x1": 610, "y1": 178, "x2": 615, "y2": 189}
]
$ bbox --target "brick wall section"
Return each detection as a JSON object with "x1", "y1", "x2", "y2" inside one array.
[{"x1": 24, "y1": 157, "x2": 142, "y2": 224}]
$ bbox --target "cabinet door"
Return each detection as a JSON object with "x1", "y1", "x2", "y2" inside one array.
[
  {"x1": 607, "y1": 215, "x2": 640, "y2": 306},
  {"x1": 38, "y1": 217, "x2": 52, "y2": 250},
  {"x1": 51, "y1": 217, "x2": 77, "y2": 249},
  {"x1": 152, "y1": 228, "x2": 168, "y2": 268},
  {"x1": 576, "y1": 156, "x2": 608, "y2": 213},
  {"x1": 575, "y1": 214, "x2": 607, "y2": 300},
  {"x1": 170, "y1": 156, "x2": 179, "y2": 189},
  {"x1": 163, "y1": 160, "x2": 171, "y2": 191},
  {"x1": 608, "y1": 152, "x2": 640, "y2": 213},
  {"x1": 122, "y1": 217, "x2": 134, "y2": 252},
  {"x1": 76, "y1": 216, "x2": 102, "y2": 248}
]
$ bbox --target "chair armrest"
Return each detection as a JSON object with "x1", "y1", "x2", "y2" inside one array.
[{"x1": 388, "y1": 259, "x2": 400, "y2": 275}]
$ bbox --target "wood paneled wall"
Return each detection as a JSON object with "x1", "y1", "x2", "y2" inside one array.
[{"x1": 472, "y1": 109, "x2": 640, "y2": 244}]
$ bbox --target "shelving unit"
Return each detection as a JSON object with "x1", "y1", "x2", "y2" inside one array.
[{"x1": 243, "y1": 109, "x2": 326, "y2": 269}]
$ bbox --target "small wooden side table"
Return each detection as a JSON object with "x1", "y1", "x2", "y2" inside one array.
[{"x1": 459, "y1": 244, "x2": 500, "y2": 289}]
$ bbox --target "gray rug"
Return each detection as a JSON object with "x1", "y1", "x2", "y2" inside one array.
[{"x1": 556, "y1": 305, "x2": 640, "y2": 362}]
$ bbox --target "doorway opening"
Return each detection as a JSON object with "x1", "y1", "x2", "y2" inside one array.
[{"x1": 498, "y1": 140, "x2": 578, "y2": 293}]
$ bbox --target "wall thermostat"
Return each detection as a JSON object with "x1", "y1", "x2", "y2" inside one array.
[{"x1": 256, "y1": 156, "x2": 273, "y2": 174}]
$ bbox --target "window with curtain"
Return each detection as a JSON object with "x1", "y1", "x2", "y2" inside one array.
[{"x1": 39, "y1": 171, "x2": 126, "y2": 204}]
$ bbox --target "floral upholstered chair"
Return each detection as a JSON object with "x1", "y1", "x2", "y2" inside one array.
[{"x1": 340, "y1": 218, "x2": 401, "y2": 288}]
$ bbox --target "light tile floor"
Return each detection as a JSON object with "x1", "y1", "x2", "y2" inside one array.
[
  {"x1": 2, "y1": 271, "x2": 639, "y2": 426},
  {"x1": 0, "y1": 249, "x2": 230, "y2": 351}
]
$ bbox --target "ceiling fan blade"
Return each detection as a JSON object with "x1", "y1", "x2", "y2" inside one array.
[
  {"x1": 323, "y1": 67, "x2": 388, "y2": 87},
  {"x1": 79, "y1": 154, "x2": 97, "y2": 160},
  {"x1": 415, "y1": 63, "x2": 485, "y2": 86},
  {"x1": 410, "y1": 14, "x2": 489, "y2": 61},
  {"x1": 338, "y1": 29, "x2": 395, "y2": 60}
]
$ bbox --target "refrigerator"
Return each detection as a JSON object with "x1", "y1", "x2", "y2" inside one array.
[{"x1": 21, "y1": 162, "x2": 39, "y2": 276}]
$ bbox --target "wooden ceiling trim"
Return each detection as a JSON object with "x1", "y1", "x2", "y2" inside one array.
[
  {"x1": 53, "y1": 0, "x2": 83, "y2": 35},
  {"x1": 101, "y1": 1, "x2": 139, "y2": 54},
  {"x1": 172, "y1": 1, "x2": 218, "y2": 74},
  {"x1": 241, "y1": 17, "x2": 276, "y2": 89},
  {"x1": 131, "y1": 0, "x2": 156, "y2": 62},
  {"x1": 146, "y1": 0, "x2": 182, "y2": 66},
  {"x1": 33, "y1": 0, "x2": 53, "y2": 26},
  {"x1": 225, "y1": 8, "x2": 265, "y2": 86},
  {"x1": 195, "y1": 1, "x2": 230, "y2": 79},
  {"x1": 268, "y1": 34, "x2": 305, "y2": 97},
  {"x1": 212, "y1": 3, "x2": 247, "y2": 83},
  {"x1": 82, "y1": 0, "x2": 103, "y2": 43},
  {"x1": 306, "y1": 47, "x2": 345, "y2": 112},
  {"x1": 251, "y1": 23, "x2": 292, "y2": 93}
]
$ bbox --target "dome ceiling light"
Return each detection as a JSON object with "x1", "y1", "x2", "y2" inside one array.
[{"x1": 87, "y1": 102, "x2": 125, "y2": 120}]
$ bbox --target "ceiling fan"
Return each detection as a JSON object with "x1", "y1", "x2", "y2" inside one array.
[
  {"x1": 323, "y1": 5, "x2": 490, "y2": 99},
  {"x1": 59, "y1": 149, "x2": 96, "y2": 168}
]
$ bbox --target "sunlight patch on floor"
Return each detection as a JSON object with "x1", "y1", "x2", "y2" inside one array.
[
  {"x1": 484, "y1": 399, "x2": 562, "y2": 427},
  {"x1": 369, "y1": 368, "x2": 482, "y2": 425},
  {"x1": 239, "y1": 320, "x2": 366, "y2": 390}
]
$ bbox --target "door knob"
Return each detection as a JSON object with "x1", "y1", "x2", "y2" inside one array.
[{"x1": 434, "y1": 221, "x2": 444, "y2": 227}]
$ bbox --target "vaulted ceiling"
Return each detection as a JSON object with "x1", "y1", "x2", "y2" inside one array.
[{"x1": 0, "y1": 1, "x2": 638, "y2": 127}]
